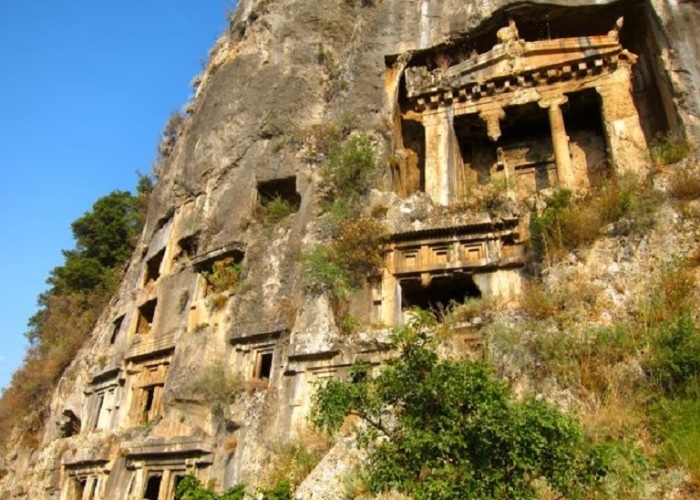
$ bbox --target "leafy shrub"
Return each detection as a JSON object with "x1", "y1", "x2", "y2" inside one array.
[
  {"x1": 263, "y1": 436, "x2": 328, "y2": 493},
  {"x1": 646, "y1": 311, "x2": 700, "y2": 397},
  {"x1": 312, "y1": 312, "x2": 610, "y2": 500},
  {"x1": 668, "y1": 165, "x2": 700, "y2": 200},
  {"x1": 320, "y1": 134, "x2": 377, "y2": 208},
  {"x1": 302, "y1": 217, "x2": 387, "y2": 300},
  {"x1": 532, "y1": 176, "x2": 661, "y2": 262},
  {"x1": 257, "y1": 196, "x2": 297, "y2": 226},
  {"x1": 187, "y1": 363, "x2": 242, "y2": 417},
  {"x1": 333, "y1": 217, "x2": 388, "y2": 286},
  {"x1": 650, "y1": 132, "x2": 691, "y2": 166},
  {"x1": 175, "y1": 475, "x2": 246, "y2": 500},
  {"x1": 641, "y1": 257, "x2": 697, "y2": 325},
  {"x1": 651, "y1": 398, "x2": 700, "y2": 482},
  {"x1": 258, "y1": 480, "x2": 292, "y2": 500},
  {"x1": 203, "y1": 257, "x2": 243, "y2": 294},
  {"x1": 302, "y1": 245, "x2": 353, "y2": 301}
]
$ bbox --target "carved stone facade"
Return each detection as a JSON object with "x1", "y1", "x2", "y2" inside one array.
[
  {"x1": 6, "y1": 0, "x2": 698, "y2": 498},
  {"x1": 403, "y1": 18, "x2": 648, "y2": 206}
]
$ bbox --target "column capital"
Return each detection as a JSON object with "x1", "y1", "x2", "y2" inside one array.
[
  {"x1": 479, "y1": 107, "x2": 506, "y2": 142},
  {"x1": 539, "y1": 95, "x2": 568, "y2": 109}
]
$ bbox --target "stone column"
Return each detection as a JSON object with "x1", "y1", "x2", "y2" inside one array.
[
  {"x1": 540, "y1": 96, "x2": 574, "y2": 189},
  {"x1": 596, "y1": 65, "x2": 649, "y2": 175},
  {"x1": 423, "y1": 108, "x2": 460, "y2": 205}
]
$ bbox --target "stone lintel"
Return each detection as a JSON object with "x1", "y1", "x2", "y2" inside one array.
[
  {"x1": 124, "y1": 334, "x2": 176, "y2": 362},
  {"x1": 122, "y1": 437, "x2": 214, "y2": 460},
  {"x1": 190, "y1": 242, "x2": 245, "y2": 268},
  {"x1": 228, "y1": 321, "x2": 286, "y2": 345}
]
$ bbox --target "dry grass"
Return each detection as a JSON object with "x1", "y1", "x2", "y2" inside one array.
[
  {"x1": 532, "y1": 175, "x2": 661, "y2": 264},
  {"x1": 669, "y1": 165, "x2": 700, "y2": 201},
  {"x1": 262, "y1": 432, "x2": 331, "y2": 490}
]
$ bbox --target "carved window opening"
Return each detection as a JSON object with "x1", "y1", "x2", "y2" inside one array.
[
  {"x1": 561, "y1": 89, "x2": 609, "y2": 185},
  {"x1": 136, "y1": 299, "x2": 157, "y2": 335},
  {"x1": 59, "y1": 409, "x2": 81, "y2": 438},
  {"x1": 499, "y1": 102, "x2": 557, "y2": 194},
  {"x1": 144, "y1": 249, "x2": 166, "y2": 286},
  {"x1": 256, "y1": 177, "x2": 302, "y2": 222},
  {"x1": 176, "y1": 234, "x2": 200, "y2": 262},
  {"x1": 453, "y1": 114, "x2": 494, "y2": 194},
  {"x1": 401, "y1": 274, "x2": 481, "y2": 318},
  {"x1": 143, "y1": 474, "x2": 162, "y2": 500},
  {"x1": 257, "y1": 177, "x2": 301, "y2": 208},
  {"x1": 140, "y1": 383, "x2": 164, "y2": 424},
  {"x1": 110, "y1": 315, "x2": 124, "y2": 345},
  {"x1": 392, "y1": 112, "x2": 426, "y2": 198},
  {"x1": 255, "y1": 351, "x2": 274, "y2": 380}
]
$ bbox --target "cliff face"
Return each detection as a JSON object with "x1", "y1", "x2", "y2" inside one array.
[{"x1": 3, "y1": 1, "x2": 700, "y2": 499}]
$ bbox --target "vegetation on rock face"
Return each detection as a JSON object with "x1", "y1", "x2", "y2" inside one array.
[
  {"x1": 0, "y1": 178, "x2": 152, "y2": 447},
  {"x1": 312, "y1": 310, "x2": 610, "y2": 500},
  {"x1": 203, "y1": 257, "x2": 243, "y2": 295},
  {"x1": 256, "y1": 195, "x2": 297, "y2": 226},
  {"x1": 532, "y1": 175, "x2": 661, "y2": 263},
  {"x1": 486, "y1": 249, "x2": 700, "y2": 495},
  {"x1": 187, "y1": 362, "x2": 242, "y2": 417},
  {"x1": 650, "y1": 132, "x2": 691, "y2": 166},
  {"x1": 174, "y1": 474, "x2": 291, "y2": 500}
]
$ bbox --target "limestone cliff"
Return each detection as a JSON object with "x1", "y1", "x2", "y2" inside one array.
[{"x1": 2, "y1": 0, "x2": 700, "y2": 499}]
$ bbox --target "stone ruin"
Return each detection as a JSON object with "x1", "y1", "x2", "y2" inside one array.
[{"x1": 7, "y1": 0, "x2": 697, "y2": 498}]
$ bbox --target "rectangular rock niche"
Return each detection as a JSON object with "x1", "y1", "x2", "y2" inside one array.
[
  {"x1": 136, "y1": 299, "x2": 157, "y2": 335},
  {"x1": 144, "y1": 248, "x2": 166, "y2": 286}
]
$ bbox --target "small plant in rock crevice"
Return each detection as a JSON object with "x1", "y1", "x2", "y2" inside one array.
[
  {"x1": 187, "y1": 363, "x2": 242, "y2": 417},
  {"x1": 650, "y1": 132, "x2": 691, "y2": 166},
  {"x1": 203, "y1": 257, "x2": 243, "y2": 295},
  {"x1": 256, "y1": 196, "x2": 297, "y2": 226},
  {"x1": 320, "y1": 133, "x2": 378, "y2": 211},
  {"x1": 302, "y1": 217, "x2": 387, "y2": 332}
]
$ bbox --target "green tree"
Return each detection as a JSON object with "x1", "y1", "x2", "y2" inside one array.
[
  {"x1": 47, "y1": 190, "x2": 141, "y2": 293},
  {"x1": 312, "y1": 310, "x2": 609, "y2": 500}
]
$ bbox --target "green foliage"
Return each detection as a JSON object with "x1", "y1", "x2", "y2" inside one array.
[
  {"x1": 312, "y1": 311, "x2": 608, "y2": 500},
  {"x1": 532, "y1": 177, "x2": 661, "y2": 262},
  {"x1": 302, "y1": 245, "x2": 354, "y2": 301},
  {"x1": 321, "y1": 134, "x2": 377, "y2": 208},
  {"x1": 203, "y1": 257, "x2": 243, "y2": 294},
  {"x1": 651, "y1": 398, "x2": 700, "y2": 482},
  {"x1": 302, "y1": 217, "x2": 387, "y2": 301},
  {"x1": 175, "y1": 475, "x2": 246, "y2": 500},
  {"x1": 258, "y1": 480, "x2": 292, "y2": 500},
  {"x1": 187, "y1": 363, "x2": 242, "y2": 417},
  {"x1": 158, "y1": 111, "x2": 186, "y2": 159},
  {"x1": 646, "y1": 310, "x2": 700, "y2": 398},
  {"x1": 257, "y1": 196, "x2": 296, "y2": 226},
  {"x1": 48, "y1": 190, "x2": 142, "y2": 293},
  {"x1": 0, "y1": 182, "x2": 151, "y2": 447},
  {"x1": 650, "y1": 132, "x2": 691, "y2": 166}
]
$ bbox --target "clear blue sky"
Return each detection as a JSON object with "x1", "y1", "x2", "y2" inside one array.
[{"x1": 0, "y1": 1, "x2": 234, "y2": 391}]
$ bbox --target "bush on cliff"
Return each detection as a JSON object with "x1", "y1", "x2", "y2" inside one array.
[{"x1": 312, "y1": 309, "x2": 609, "y2": 500}]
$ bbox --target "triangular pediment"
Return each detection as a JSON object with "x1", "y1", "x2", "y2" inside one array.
[{"x1": 406, "y1": 20, "x2": 635, "y2": 101}]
